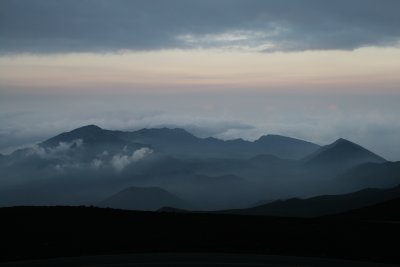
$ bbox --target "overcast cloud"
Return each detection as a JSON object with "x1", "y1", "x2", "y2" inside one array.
[{"x1": 1, "y1": 0, "x2": 400, "y2": 53}]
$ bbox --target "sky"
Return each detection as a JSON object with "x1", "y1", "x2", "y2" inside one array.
[{"x1": 1, "y1": 0, "x2": 400, "y2": 160}]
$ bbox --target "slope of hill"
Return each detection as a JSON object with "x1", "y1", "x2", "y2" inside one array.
[
  {"x1": 219, "y1": 185, "x2": 400, "y2": 217},
  {"x1": 98, "y1": 186, "x2": 188, "y2": 211},
  {"x1": 330, "y1": 197, "x2": 400, "y2": 221}
]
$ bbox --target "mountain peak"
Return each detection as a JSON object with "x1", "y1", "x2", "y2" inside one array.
[
  {"x1": 256, "y1": 134, "x2": 290, "y2": 142},
  {"x1": 41, "y1": 124, "x2": 124, "y2": 147},
  {"x1": 329, "y1": 138, "x2": 377, "y2": 152},
  {"x1": 256, "y1": 134, "x2": 318, "y2": 146},
  {"x1": 333, "y1": 138, "x2": 352, "y2": 145},
  {"x1": 305, "y1": 138, "x2": 386, "y2": 168},
  {"x1": 72, "y1": 124, "x2": 102, "y2": 132}
]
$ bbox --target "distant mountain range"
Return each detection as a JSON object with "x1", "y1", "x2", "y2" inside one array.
[{"x1": 0, "y1": 124, "x2": 398, "y2": 211}]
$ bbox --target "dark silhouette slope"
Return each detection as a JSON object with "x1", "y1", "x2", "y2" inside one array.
[
  {"x1": 330, "y1": 196, "x2": 400, "y2": 221},
  {"x1": 219, "y1": 185, "x2": 400, "y2": 217}
]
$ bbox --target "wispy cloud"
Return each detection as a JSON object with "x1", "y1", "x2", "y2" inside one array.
[
  {"x1": 28, "y1": 139, "x2": 83, "y2": 159},
  {"x1": 111, "y1": 147, "x2": 153, "y2": 172}
]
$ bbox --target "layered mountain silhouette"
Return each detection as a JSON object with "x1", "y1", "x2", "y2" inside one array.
[
  {"x1": 0, "y1": 124, "x2": 397, "y2": 211},
  {"x1": 98, "y1": 186, "x2": 189, "y2": 211}
]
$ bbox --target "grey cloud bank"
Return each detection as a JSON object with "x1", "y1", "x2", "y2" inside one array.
[{"x1": 1, "y1": 0, "x2": 400, "y2": 53}]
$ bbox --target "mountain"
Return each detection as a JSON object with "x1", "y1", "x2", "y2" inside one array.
[
  {"x1": 218, "y1": 185, "x2": 400, "y2": 217},
  {"x1": 254, "y1": 134, "x2": 320, "y2": 160},
  {"x1": 98, "y1": 186, "x2": 189, "y2": 211},
  {"x1": 305, "y1": 138, "x2": 386, "y2": 171}
]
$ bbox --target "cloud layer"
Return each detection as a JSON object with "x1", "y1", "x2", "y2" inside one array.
[{"x1": 1, "y1": 0, "x2": 400, "y2": 53}]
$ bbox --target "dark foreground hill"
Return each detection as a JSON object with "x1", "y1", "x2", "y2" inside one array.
[{"x1": 1, "y1": 206, "x2": 400, "y2": 265}]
